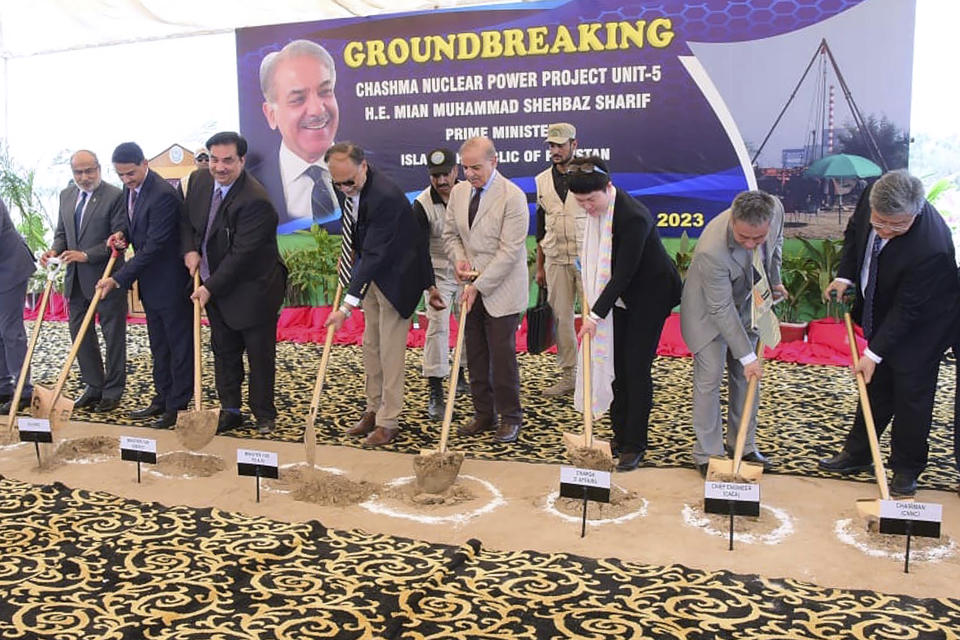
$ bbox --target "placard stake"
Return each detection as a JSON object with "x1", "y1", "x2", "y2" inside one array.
[
  {"x1": 904, "y1": 520, "x2": 912, "y2": 574},
  {"x1": 136, "y1": 450, "x2": 142, "y2": 484},
  {"x1": 580, "y1": 486, "x2": 589, "y2": 538},
  {"x1": 728, "y1": 500, "x2": 735, "y2": 551},
  {"x1": 34, "y1": 441, "x2": 40, "y2": 465},
  {"x1": 256, "y1": 465, "x2": 261, "y2": 503}
]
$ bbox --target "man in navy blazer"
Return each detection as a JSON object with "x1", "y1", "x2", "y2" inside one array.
[
  {"x1": 820, "y1": 170, "x2": 960, "y2": 496},
  {"x1": 0, "y1": 198, "x2": 36, "y2": 413},
  {"x1": 324, "y1": 142, "x2": 438, "y2": 447},
  {"x1": 97, "y1": 142, "x2": 192, "y2": 429}
]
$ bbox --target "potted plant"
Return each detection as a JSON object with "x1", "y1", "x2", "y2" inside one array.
[{"x1": 775, "y1": 251, "x2": 815, "y2": 342}]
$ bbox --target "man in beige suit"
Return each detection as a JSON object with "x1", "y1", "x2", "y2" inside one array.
[
  {"x1": 680, "y1": 190, "x2": 785, "y2": 476},
  {"x1": 443, "y1": 137, "x2": 529, "y2": 443}
]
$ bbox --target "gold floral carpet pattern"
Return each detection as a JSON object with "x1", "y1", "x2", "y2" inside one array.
[
  {"x1": 0, "y1": 476, "x2": 958, "y2": 639},
  {"x1": 26, "y1": 323, "x2": 960, "y2": 492}
]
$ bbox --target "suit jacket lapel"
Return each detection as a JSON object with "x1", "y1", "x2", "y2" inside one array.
[
  {"x1": 65, "y1": 187, "x2": 80, "y2": 245},
  {"x1": 77, "y1": 189, "x2": 100, "y2": 241}
]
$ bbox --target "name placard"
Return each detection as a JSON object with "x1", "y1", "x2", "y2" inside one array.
[
  {"x1": 559, "y1": 466, "x2": 611, "y2": 503},
  {"x1": 17, "y1": 417, "x2": 52, "y2": 443},
  {"x1": 704, "y1": 481, "x2": 761, "y2": 517},
  {"x1": 120, "y1": 436, "x2": 157, "y2": 464},
  {"x1": 237, "y1": 449, "x2": 279, "y2": 479},
  {"x1": 879, "y1": 500, "x2": 942, "y2": 538}
]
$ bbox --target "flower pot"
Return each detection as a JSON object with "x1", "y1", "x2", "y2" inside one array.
[{"x1": 779, "y1": 321, "x2": 808, "y2": 343}]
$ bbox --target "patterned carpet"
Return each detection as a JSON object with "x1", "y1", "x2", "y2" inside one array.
[
  {"x1": 0, "y1": 476, "x2": 958, "y2": 639},
  {"x1": 21, "y1": 322, "x2": 960, "y2": 492}
]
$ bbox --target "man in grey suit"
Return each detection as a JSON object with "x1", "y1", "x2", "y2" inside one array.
[
  {"x1": 680, "y1": 190, "x2": 785, "y2": 476},
  {"x1": 40, "y1": 150, "x2": 127, "y2": 412},
  {"x1": 0, "y1": 198, "x2": 36, "y2": 413},
  {"x1": 443, "y1": 136, "x2": 529, "y2": 444}
]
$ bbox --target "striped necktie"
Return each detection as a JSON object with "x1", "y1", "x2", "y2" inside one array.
[
  {"x1": 862, "y1": 234, "x2": 883, "y2": 339},
  {"x1": 338, "y1": 196, "x2": 356, "y2": 288},
  {"x1": 304, "y1": 165, "x2": 336, "y2": 221}
]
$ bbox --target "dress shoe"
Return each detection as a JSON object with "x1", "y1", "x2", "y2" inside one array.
[
  {"x1": 456, "y1": 368, "x2": 470, "y2": 396},
  {"x1": 610, "y1": 441, "x2": 621, "y2": 459},
  {"x1": 458, "y1": 416, "x2": 495, "y2": 436},
  {"x1": 493, "y1": 421, "x2": 521, "y2": 443},
  {"x1": 740, "y1": 450, "x2": 773, "y2": 471},
  {"x1": 73, "y1": 390, "x2": 101, "y2": 409},
  {"x1": 616, "y1": 450, "x2": 645, "y2": 472},
  {"x1": 696, "y1": 462, "x2": 708, "y2": 478},
  {"x1": 94, "y1": 398, "x2": 121, "y2": 413},
  {"x1": 149, "y1": 411, "x2": 177, "y2": 429},
  {"x1": 427, "y1": 377, "x2": 444, "y2": 421},
  {"x1": 889, "y1": 472, "x2": 918, "y2": 497},
  {"x1": 347, "y1": 411, "x2": 377, "y2": 437},
  {"x1": 0, "y1": 393, "x2": 11, "y2": 405},
  {"x1": 216, "y1": 411, "x2": 243, "y2": 434},
  {"x1": 364, "y1": 425, "x2": 398, "y2": 447},
  {"x1": 256, "y1": 418, "x2": 275, "y2": 435},
  {"x1": 818, "y1": 450, "x2": 872, "y2": 474},
  {"x1": 128, "y1": 403, "x2": 165, "y2": 419},
  {"x1": 543, "y1": 376, "x2": 575, "y2": 397},
  {"x1": 0, "y1": 396, "x2": 30, "y2": 413}
]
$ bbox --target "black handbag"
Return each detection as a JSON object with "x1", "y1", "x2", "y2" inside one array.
[{"x1": 526, "y1": 285, "x2": 556, "y2": 355}]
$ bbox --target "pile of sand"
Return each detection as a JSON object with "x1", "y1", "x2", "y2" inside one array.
[
  {"x1": 56, "y1": 435, "x2": 120, "y2": 461},
  {"x1": 384, "y1": 480, "x2": 477, "y2": 507},
  {"x1": 291, "y1": 469, "x2": 379, "y2": 506},
  {"x1": 154, "y1": 451, "x2": 225, "y2": 478},
  {"x1": 412, "y1": 451, "x2": 464, "y2": 494},
  {"x1": 554, "y1": 485, "x2": 642, "y2": 519}
]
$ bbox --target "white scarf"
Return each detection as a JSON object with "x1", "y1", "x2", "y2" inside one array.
[{"x1": 574, "y1": 184, "x2": 618, "y2": 419}]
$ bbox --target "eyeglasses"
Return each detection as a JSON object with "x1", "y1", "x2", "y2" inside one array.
[
  {"x1": 870, "y1": 214, "x2": 915, "y2": 232},
  {"x1": 332, "y1": 178, "x2": 356, "y2": 189},
  {"x1": 567, "y1": 162, "x2": 608, "y2": 175},
  {"x1": 195, "y1": 154, "x2": 209, "y2": 162}
]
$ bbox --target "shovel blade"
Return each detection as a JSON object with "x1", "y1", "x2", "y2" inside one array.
[
  {"x1": 856, "y1": 497, "x2": 882, "y2": 519},
  {"x1": 31, "y1": 386, "x2": 73, "y2": 433},
  {"x1": 706, "y1": 455, "x2": 734, "y2": 479},
  {"x1": 413, "y1": 449, "x2": 464, "y2": 494},
  {"x1": 175, "y1": 408, "x2": 219, "y2": 451},
  {"x1": 561, "y1": 432, "x2": 613, "y2": 458}
]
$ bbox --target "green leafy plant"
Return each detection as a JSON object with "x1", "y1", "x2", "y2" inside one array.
[
  {"x1": 775, "y1": 251, "x2": 816, "y2": 323},
  {"x1": 672, "y1": 231, "x2": 694, "y2": 280},
  {"x1": 280, "y1": 224, "x2": 340, "y2": 307}
]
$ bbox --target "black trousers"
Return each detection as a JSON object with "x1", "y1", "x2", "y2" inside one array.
[
  {"x1": 954, "y1": 346, "x2": 960, "y2": 473},
  {"x1": 143, "y1": 299, "x2": 193, "y2": 412},
  {"x1": 845, "y1": 355, "x2": 940, "y2": 477},
  {"x1": 67, "y1": 280, "x2": 127, "y2": 400},
  {"x1": 206, "y1": 302, "x2": 278, "y2": 420},
  {"x1": 464, "y1": 294, "x2": 521, "y2": 425},
  {"x1": 610, "y1": 305, "x2": 669, "y2": 454}
]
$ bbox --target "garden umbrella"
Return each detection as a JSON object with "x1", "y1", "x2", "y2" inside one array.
[{"x1": 804, "y1": 153, "x2": 882, "y2": 179}]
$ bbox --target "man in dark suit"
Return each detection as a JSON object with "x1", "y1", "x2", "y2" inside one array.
[
  {"x1": 567, "y1": 156, "x2": 682, "y2": 471},
  {"x1": 181, "y1": 131, "x2": 287, "y2": 435},
  {"x1": 250, "y1": 39, "x2": 340, "y2": 233},
  {"x1": 96, "y1": 142, "x2": 192, "y2": 428},
  {"x1": 324, "y1": 142, "x2": 437, "y2": 447},
  {"x1": 40, "y1": 150, "x2": 126, "y2": 412},
  {"x1": 0, "y1": 198, "x2": 36, "y2": 413},
  {"x1": 820, "y1": 170, "x2": 960, "y2": 497}
]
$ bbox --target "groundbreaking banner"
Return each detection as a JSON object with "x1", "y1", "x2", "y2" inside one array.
[{"x1": 236, "y1": 0, "x2": 914, "y2": 236}]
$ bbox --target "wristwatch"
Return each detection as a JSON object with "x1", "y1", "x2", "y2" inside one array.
[{"x1": 338, "y1": 304, "x2": 352, "y2": 318}]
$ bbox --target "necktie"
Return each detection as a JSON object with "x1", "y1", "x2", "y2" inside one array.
[
  {"x1": 304, "y1": 165, "x2": 336, "y2": 222},
  {"x1": 338, "y1": 196, "x2": 356, "y2": 288},
  {"x1": 128, "y1": 189, "x2": 138, "y2": 220},
  {"x1": 468, "y1": 187, "x2": 482, "y2": 228},
  {"x1": 862, "y1": 234, "x2": 883, "y2": 339},
  {"x1": 200, "y1": 188, "x2": 223, "y2": 282},
  {"x1": 74, "y1": 191, "x2": 88, "y2": 235}
]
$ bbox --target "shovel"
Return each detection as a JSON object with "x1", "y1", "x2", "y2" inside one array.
[
  {"x1": 175, "y1": 271, "x2": 220, "y2": 450},
  {"x1": 843, "y1": 312, "x2": 890, "y2": 518},
  {"x1": 562, "y1": 291, "x2": 613, "y2": 468},
  {"x1": 1, "y1": 259, "x2": 61, "y2": 440},
  {"x1": 413, "y1": 275, "x2": 478, "y2": 494},
  {"x1": 32, "y1": 242, "x2": 120, "y2": 434},
  {"x1": 303, "y1": 283, "x2": 344, "y2": 469},
  {"x1": 706, "y1": 342, "x2": 765, "y2": 482}
]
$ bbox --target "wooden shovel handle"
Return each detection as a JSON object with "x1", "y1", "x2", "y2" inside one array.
[
  {"x1": 307, "y1": 283, "x2": 344, "y2": 420},
  {"x1": 439, "y1": 285, "x2": 470, "y2": 453},
  {"x1": 49, "y1": 249, "x2": 119, "y2": 406},
  {"x1": 844, "y1": 313, "x2": 890, "y2": 500},
  {"x1": 580, "y1": 283, "x2": 594, "y2": 446},
  {"x1": 731, "y1": 341, "x2": 764, "y2": 473},
  {"x1": 5, "y1": 279, "x2": 54, "y2": 428},
  {"x1": 193, "y1": 271, "x2": 203, "y2": 411}
]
